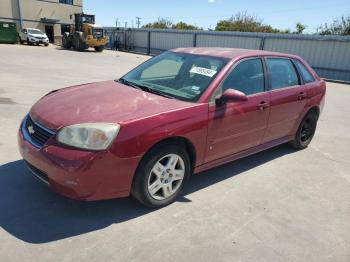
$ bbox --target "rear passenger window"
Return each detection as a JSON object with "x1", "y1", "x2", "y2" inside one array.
[
  {"x1": 221, "y1": 58, "x2": 265, "y2": 96},
  {"x1": 295, "y1": 60, "x2": 315, "y2": 83},
  {"x1": 267, "y1": 58, "x2": 299, "y2": 90}
]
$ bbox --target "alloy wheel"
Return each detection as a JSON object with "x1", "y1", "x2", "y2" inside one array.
[{"x1": 147, "y1": 154, "x2": 185, "y2": 200}]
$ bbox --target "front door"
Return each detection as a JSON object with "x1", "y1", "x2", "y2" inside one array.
[
  {"x1": 45, "y1": 25, "x2": 54, "y2": 43},
  {"x1": 205, "y1": 58, "x2": 270, "y2": 163},
  {"x1": 262, "y1": 57, "x2": 307, "y2": 143}
]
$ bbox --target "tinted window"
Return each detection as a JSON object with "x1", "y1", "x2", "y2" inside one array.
[
  {"x1": 295, "y1": 60, "x2": 315, "y2": 83},
  {"x1": 221, "y1": 58, "x2": 265, "y2": 95},
  {"x1": 267, "y1": 58, "x2": 299, "y2": 90}
]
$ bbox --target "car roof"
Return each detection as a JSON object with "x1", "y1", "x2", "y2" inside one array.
[{"x1": 171, "y1": 47, "x2": 300, "y2": 60}]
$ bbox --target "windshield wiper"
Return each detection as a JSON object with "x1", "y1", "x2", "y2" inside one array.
[
  {"x1": 118, "y1": 78, "x2": 174, "y2": 99},
  {"x1": 118, "y1": 78, "x2": 143, "y2": 90},
  {"x1": 148, "y1": 89, "x2": 175, "y2": 99}
]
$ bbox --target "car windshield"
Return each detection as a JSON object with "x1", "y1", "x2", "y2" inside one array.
[
  {"x1": 119, "y1": 51, "x2": 229, "y2": 102},
  {"x1": 28, "y1": 29, "x2": 44, "y2": 35}
]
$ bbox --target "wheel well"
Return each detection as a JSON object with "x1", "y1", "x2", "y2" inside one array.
[
  {"x1": 307, "y1": 106, "x2": 320, "y2": 119},
  {"x1": 146, "y1": 137, "x2": 197, "y2": 169}
]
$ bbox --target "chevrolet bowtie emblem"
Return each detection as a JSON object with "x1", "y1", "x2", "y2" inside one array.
[{"x1": 28, "y1": 125, "x2": 35, "y2": 135}]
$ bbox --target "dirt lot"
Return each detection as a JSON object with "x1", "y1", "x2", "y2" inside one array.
[{"x1": 0, "y1": 44, "x2": 349, "y2": 262}]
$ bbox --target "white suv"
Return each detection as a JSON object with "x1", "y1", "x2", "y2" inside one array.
[{"x1": 19, "y1": 28, "x2": 49, "y2": 46}]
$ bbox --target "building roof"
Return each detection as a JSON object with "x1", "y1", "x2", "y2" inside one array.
[{"x1": 171, "y1": 47, "x2": 298, "y2": 60}]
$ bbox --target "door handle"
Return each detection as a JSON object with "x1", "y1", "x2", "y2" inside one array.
[
  {"x1": 298, "y1": 92, "x2": 307, "y2": 101},
  {"x1": 258, "y1": 101, "x2": 269, "y2": 110}
]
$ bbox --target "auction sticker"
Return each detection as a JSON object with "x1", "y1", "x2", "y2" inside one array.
[{"x1": 190, "y1": 67, "x2": 217, "y2": 77}]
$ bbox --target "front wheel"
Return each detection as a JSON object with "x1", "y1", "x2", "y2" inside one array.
[
  {"x1": 27, "y1": 38, "x2": 33, "y2": 45},
  {"x1": 94, "y1": 45, "x2": 104, "y2": 52},
  {"x1": 290, "y1": 112, "x2": 318, "y2": 150},
  {"x1": 132, "y1": 142, "x2": 191, "y2": 208}
]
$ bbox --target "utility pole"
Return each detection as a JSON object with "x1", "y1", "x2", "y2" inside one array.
[
  {"x1": 116, "y1": 18, "x2": 118, "y2": 28},
  {"x1": 136, "y1": 17, "x2": 141, "y2": 28}
]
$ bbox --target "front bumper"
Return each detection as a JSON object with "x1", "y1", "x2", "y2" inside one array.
[{"x1": 18, "y1": 116, "x2": 141, "y2": 201}]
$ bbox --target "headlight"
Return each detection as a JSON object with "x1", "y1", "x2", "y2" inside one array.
[{"x1": 57, "y1": 123, "x2": 120, "y2": 150}]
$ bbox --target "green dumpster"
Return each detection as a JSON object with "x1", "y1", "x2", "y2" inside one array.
[{"x1": 0, "y1": 21, "x2": 18, "y2": 44}]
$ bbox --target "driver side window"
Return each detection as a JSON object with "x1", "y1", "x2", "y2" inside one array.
[{"x1": 213, "y1": 58, "x2": 265, "y2": 100}]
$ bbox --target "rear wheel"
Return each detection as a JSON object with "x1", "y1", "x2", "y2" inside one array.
[
  {"x1": 132, "y1": 142, "x2": 191, "y2": 208},
  {"x1": 290, "y1": 112, "x2": 318, "y2": 150},
  {"x1": 94, "y1": 45, "x2": 104, "y2": 52}
]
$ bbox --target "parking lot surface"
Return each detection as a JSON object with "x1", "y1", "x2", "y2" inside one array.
[{"x1": 0, "y1": 44, "x2": 349, "y2": 262}]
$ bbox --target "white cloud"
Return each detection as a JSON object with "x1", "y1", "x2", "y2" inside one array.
[{"x1": 208, "y1": 0, "x2": 216, "y2": 3}]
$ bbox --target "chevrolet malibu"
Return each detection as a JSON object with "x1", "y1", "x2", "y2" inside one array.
[{"x1": 18, "y1": 48, "x2": 326, "y2": 207}]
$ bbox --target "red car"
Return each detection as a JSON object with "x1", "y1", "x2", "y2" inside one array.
[{"x1": 18, "y1": 48, "x2": 326, "y2": 207}]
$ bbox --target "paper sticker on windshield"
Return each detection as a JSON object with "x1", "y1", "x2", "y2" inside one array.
[{"x1": 190, "y1": 67, "x2": 217, "y2": 77}]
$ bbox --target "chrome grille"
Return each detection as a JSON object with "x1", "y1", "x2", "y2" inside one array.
[{"x1": 24, "y1": 115, "x2": 55, "y2": 147}]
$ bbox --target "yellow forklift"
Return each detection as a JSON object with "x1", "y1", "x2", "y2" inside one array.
[{"x1": 62, "y1": 13, "x2": 108, "y2": 52}]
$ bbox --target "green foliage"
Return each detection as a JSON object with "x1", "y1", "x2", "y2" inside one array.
[
  {"x1": 317, "y1": 16, "x2": 350, "y2": 35},
  {"x1": 172, "y1": 22, "x2": 202, "y2": 30},
  {"x1": 143, "y1": 18, "x2": 173, "y2": 29},
  {"x1": 142, "y1": 18, "x2": 201, "y2": 30},
  {"x1": 295, "y1": 22, "x2": 306, "y2": 34},
  {"x1": 215, "y1": 11, "x2": 290, "y2": 34}
]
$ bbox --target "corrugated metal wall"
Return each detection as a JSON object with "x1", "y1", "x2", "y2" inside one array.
[
  {"x1": 197, "y1": 34, "x2": 261, "y2": 49},
  {"x1": 104, "y1": 28, "x2": 350, "y2": 82}
]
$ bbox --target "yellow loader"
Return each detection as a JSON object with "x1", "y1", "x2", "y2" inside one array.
[{"x1": 62, "y1": 13, "x2": 108, "y2": 52}]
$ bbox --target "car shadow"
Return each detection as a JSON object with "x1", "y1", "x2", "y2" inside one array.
[{"x1": 0, "y1": 144, "x2": 295, "y2": 244}]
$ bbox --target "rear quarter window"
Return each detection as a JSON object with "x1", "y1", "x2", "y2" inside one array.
[{"x1": 295, "y1": 60, "x2": 316, "y2": 83}]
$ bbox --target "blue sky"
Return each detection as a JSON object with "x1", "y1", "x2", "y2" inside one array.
[{"x1": 84, "y1": 0, "x2": 350, "y2": 32}]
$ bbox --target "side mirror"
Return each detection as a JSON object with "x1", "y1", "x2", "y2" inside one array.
[{"x1": 216, "y1": 88, "x2": 248, "y2": 105}]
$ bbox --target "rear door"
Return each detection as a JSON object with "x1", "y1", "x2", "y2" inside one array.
[
  {"x1": 262, "y1": 57, "x2": 307, "y2": 143},
  {"x1": 205, "y1": 57, "x2": 270, "y2": 162}
]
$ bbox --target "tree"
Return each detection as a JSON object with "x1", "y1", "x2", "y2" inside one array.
[
  {"x1": 142, "y1": 18, "x2": 201, "y2": 30},
  {"x1": 215, "y1": 11, "x2": 284, "y2": 33},
  {"x1": 295, "y1": 22, "x2": 306, "y2": 34},
  {"x1": 317, "y1": 16, "x2": 350, "y2": 35},
  {"x1": 142, "y1": 18, "x2": 173, "y2": 29},
  {"x1": 172, "y1": 22, "x2": 202, "y2": 30}
]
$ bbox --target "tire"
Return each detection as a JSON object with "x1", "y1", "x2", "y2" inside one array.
[
  {"x1": 132, "y1": 142, "x2": 191, "y2": 208},
  {"x1": 27, "y1": 38, "x2": 33, "y2": 46},
  {"x1": 72, "y1": 32, "x2": 85, "y2": 51},
  {"x1": 62, "y1": 32, "x2": 72, "y2": 49},
  {"x1": 94, "y1": 45, "x2": 104, "y2": 52},
  {"x1": 44, "y1": 43, "x2": 49, "y2": 47},
  {"x1": 290, "y1": 112, "x2": 318, "y2": 150}
]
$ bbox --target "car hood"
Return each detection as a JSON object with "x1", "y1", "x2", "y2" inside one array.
[
  {"x1": 30, "y1": 80, "x2": 194, "y2": 130},
  {"x1": 29, "y1": 33, "x2": 47, "y2": 38}
]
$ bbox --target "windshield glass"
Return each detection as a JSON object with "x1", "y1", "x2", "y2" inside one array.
[
  {"x1": 28, "y1": 29, "x2": 44, "y2": 35},
  {"x1": 121, "y1": 51, "x2": 229, "y2": 102}
]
